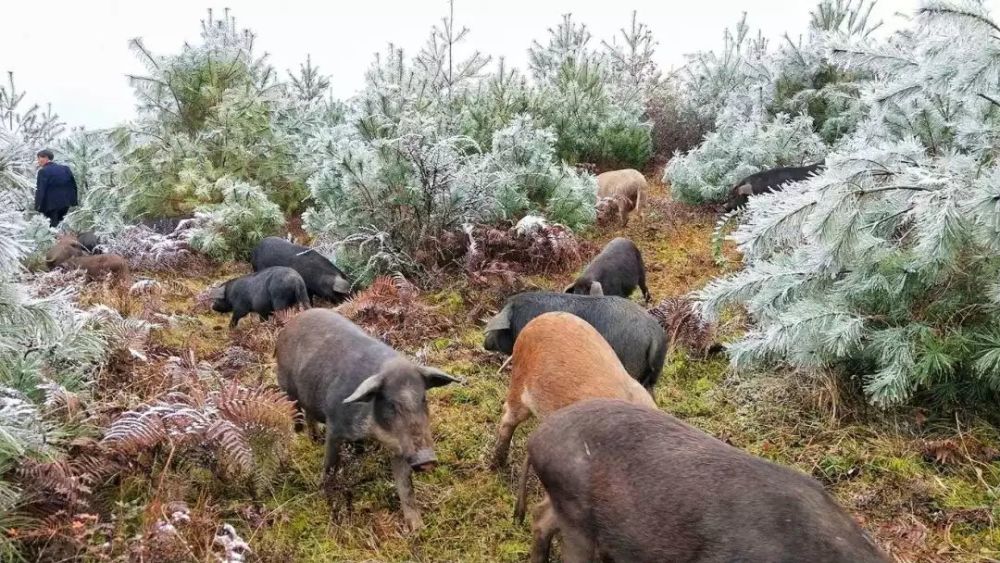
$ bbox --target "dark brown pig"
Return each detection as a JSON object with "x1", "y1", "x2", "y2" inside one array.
[
  {"x1": 45, "y1": 233, "x2": 88, "y2": 269},
  {"x1": 518, "y1": 399, "x2": 889, "y2": 563},
  {"x1": 60, "y1": 254, "x2": 132, "y2": 286},
  {"x1": 275, "y1": 309, "x2": 460, "y2": 531}
]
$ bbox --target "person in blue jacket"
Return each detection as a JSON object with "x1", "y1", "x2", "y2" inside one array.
[{"x1": 34, "y1": 148, "x2": 78, "y2": 228}]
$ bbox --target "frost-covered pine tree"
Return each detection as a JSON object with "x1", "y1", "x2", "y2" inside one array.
[
  {"x1": 528, "y1": 13, "x2": 652, "y2": 169},
  {"x1": 666, "y1": 1, "x2": 879, "y2": 204},
  {"x1": 124, "y1": 8, "x2": 304, "y2": 216},
  {"x1": 601, "y1": 11, "x2": 663, "y2": 110},
  {"x1": 301, "y1": 6, "x2": 598, "y2": 281},
  {"x1": 697, "y1": 0, "x2": 1000, "y2": 407}
]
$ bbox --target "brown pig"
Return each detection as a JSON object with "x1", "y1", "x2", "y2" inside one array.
[
  {"x1": 60, "y1": 254, "x2": 132, "y2": 286},
  {"x1": 490, "y1": 311, "x2": 655, "y2": 468}
]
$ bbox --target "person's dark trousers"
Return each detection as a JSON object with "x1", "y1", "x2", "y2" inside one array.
[{"x1": 44, "y1": 207, "x2": 69, "y2": 228}]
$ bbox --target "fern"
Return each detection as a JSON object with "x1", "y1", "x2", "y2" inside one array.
[{"x1": 102, "y1": 383, "x2": 295, "y2": 481}]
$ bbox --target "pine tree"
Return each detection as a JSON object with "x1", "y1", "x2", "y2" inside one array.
[{"x1": 123, "y1": 8, "x2": 306, "y2": 216}]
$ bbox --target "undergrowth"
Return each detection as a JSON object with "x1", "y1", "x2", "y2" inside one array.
[{"x1": 20, "y1": 177, "x2": 999, "y2": 562}]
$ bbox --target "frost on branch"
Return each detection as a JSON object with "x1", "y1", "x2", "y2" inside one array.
[{"x1": 696, "y1": 1, "x2": 1000, "y2": 407}]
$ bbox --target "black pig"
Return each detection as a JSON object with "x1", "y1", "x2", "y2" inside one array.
[
  {"x1": 210, "y1": 266, "x2": 310, "y2": 328},
  {"x1": 565, "y1": 237, "x2": 650, "y2": 302},
  {"x1": 251, "y1": 237, "x2": 352, "y2": 304},
  {"x1": 722, "y1": 162, "x2": 825, "y2": 212}
]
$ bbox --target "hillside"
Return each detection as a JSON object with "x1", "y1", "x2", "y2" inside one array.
[{"x1": 57, "y1": 178, "x2": 997, "y2": 562}]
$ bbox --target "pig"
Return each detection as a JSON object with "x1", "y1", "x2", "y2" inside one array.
[
  {"x1": 517, "y1": 399, "x2": 889, "y2": 563},
  {"x1": 275, "y1": 309, "x2": 460, "y2": 531},
  {"x1": 251, "y1": 237, "x2": 352, "y2": 304},
  {"x1": 209, "y1": 266, "x2": 311, "y2": 328},
  {"x1": 596, "y1": 169, "x2": 646, "y2": 226},
  {"x1": 491, "y1": 312, "x2": 655, "y2": 468},
  {"x1": 722, "y1": 162, "x2": 825, "y2": 212},
  {"x1": 483, "y1": 292, "x2": 667, "y2": 390},
  {"x1": 565, "y1": 237, "x2": 650, "y2": 303},
  {"x1": 75, "y1": 231, "x2": 101, "y2": 253},
  {"x1": 45, "y1": 233, "x2": 89, "y2": 269},
  {"x1": 59, "y1": 254, "x2": 132, "y2": 286}
]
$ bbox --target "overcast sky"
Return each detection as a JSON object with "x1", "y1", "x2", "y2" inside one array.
[{"x1": 3, "y1": 0, "x2": 996, "y2": 130}]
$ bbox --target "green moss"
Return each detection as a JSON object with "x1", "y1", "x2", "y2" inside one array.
[
  {"x1": 427, "y1": 289, "x2": 465, "y2": 318},
  {"x1": 866, "y1": 455, "x2": 925, "y2": 480}
]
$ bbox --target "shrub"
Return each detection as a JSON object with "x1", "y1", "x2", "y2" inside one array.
[
  {"x1": 664, "y1": 1, "x2": 879, "y2": 203},
  {"x1": 187, "y1": 177, "x2": 284, "y2": 261},
  {"x1": 666, "y1": 111, "x2": 827, "y2": 205},
  {"x1": 122, "y1": 9, "x2": 308, "y2": 217},
  {"x1": 338, "y1": 275, "x2": 452, "y2": 348},
  {"x1": 528, "y1": 14, "x2": 653, "y2": 170}
]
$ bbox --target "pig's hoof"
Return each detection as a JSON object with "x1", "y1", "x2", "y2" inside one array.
[
  {"x1": 404, "y1": 513, "x2": 424, "y2": 532},
  {"x1": 489, "y1": 451, "x2": 507, "y2": 470}
]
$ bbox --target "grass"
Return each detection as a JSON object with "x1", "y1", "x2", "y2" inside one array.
[{"x1": 71, "y1": 178, "x2": 1000, "y2": 562}]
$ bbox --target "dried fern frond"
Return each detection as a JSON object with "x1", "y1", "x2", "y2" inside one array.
[
  {"x1": 461, "y1": 220, "x2": 593, "y2": 278},
  {"x1": 210, "y1": 383, "x2": 296, "y2": 434},
  {"x1": 16, "y1": 459, "x2": 91, "y2": 513},
  {"x1": 648, "y1": 297, "x2": 718, "y2": 356},
  {"x1": 101, "y1": 379, "x2": 296, "y2": 480},
  {"x1": 339, "y1": 275, "x2": 451, "y2": 347}
]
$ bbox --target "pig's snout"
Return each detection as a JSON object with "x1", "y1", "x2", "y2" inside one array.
[{"x1": 408, "y1": 448, "x2": 437, "y2": 472}]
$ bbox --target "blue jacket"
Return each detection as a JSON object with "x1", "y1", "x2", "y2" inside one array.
[{"x1": 35, "y1": 162, "x2": 79, "y2": 212}]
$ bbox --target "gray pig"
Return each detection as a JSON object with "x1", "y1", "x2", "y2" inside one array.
[
  {"x1": 251, "y1": 236, "x2": 352, "y2": 304},
  {"x1": 517, "y1": 399, "x2": 889, "y2": 563},
  {"x1": 275, "y1": 309, "x2": 460, "y2": 531},
  {"x1": 483, "y1": 292, "x2": 666, "y2": 390},
  {"x1": 565, "y1": 237, "x2": 650, "y2": 302},
  {"x1": 76, "y1": 231, "x2": 101, "y2": 253},
  {"x1": 210, "y1": 266, "x2": 311, "y2": 328}
]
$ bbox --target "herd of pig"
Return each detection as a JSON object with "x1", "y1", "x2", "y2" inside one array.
[{"x1": 41, "y1": 164, "x2": 876, "y2": 562}]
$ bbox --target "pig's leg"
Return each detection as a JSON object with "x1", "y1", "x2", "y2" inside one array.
[
  {"x1": 229, "y1": 309, "x2": 246, "y2": 328},
  {"x1": 305, "y1": 412, "x2": 322, "y2": 442},
  {"x1": 391, "y1": 454, "x2": 422, "y2": 531},
  {"x1": 529, "y1": 495, "x2": 558, "y2": 563},
  {"x1": 559, "y1": 523, "x2": 596, "y2": 563},
  {"x1": 322, "y1": 432, "x2": 342, "y2": 486},
  {"x1": 322, "y1": 432, "x2": 354, "y2": 513},
  {"x1": 491, "y1": 401, "x2": 531, "y2": 469}
]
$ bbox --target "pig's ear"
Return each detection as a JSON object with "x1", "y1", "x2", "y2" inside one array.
[
  {"x1": 484, "y1": 305, "x2": 511, "y2": 332},
  {"x1": 208, "y1": 285, "x2": 226, "y2": 300},
  {"x1": 343, "y1": 373, "x2": 385, "y2": 403},
  {"x1": 332, "y1": 276, "x2": 351, "y2": 294},
  {"x1": 736, "y1": 183, "x2": 754, "y2": 196},
  {"x1": 588, "y1": 281, "x2": 603, "y2": 296},
  {"x1": 563, "y1": 283, "x2": 575, "y2": 294},
  {"x1": 419, "y1": 367, "x2": 462, "y2": 389}
]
